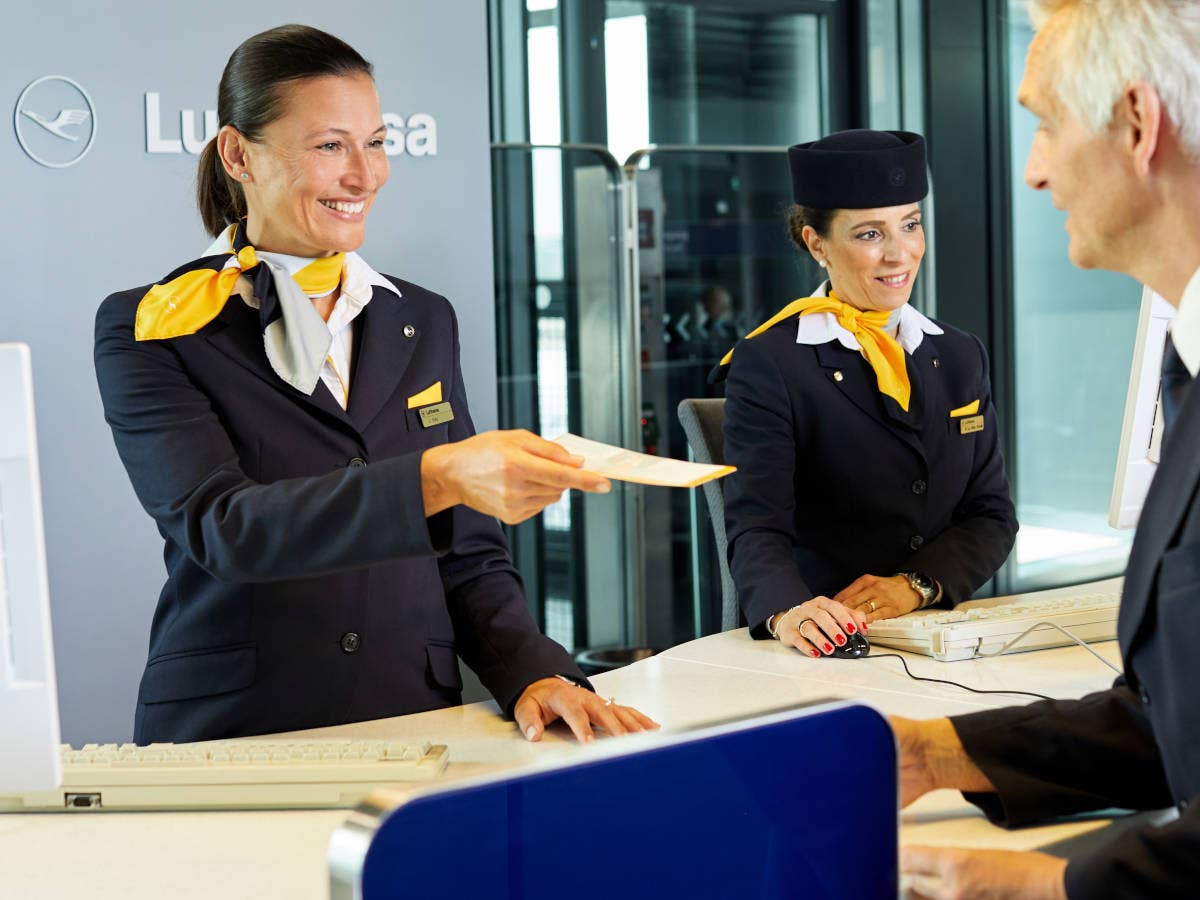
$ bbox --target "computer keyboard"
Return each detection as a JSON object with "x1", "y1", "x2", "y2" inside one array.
[
  {"x1": 866, "y1": 578, "x2": 1123, "y2": 662},
  {"x1": 1, "y1": 738, "x2": 449, "y2": 812}
]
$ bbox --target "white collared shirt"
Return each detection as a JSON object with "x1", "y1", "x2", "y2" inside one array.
[
  {"x1": 311, "y1": 252, "x2": 401, "y2": 409},
  {"x1": 795, "y1": 280, "x2": 943, "y2": 354},
  {"x1": 1170, "y1": 266, "x2": 1200, "y2": 377}
]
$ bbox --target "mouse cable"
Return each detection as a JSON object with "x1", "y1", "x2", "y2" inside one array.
[
  {"x1": 969, "y1": 621, "x2": 1124, "y2": 676},
  {"x1": 866, "y1": 654, "x2": 1056, "y2": 702}
]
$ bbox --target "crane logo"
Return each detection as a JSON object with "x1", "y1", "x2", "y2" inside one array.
[{"x1": 14, "y1": 76, "x2": 97, "y2": 168}]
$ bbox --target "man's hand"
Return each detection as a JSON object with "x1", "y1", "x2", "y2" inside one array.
[
  {"x1": 513, "y1": 677, "x2": 659, "y2": 744},
  {"x1": 421, "y1": 430, "x2": 611, "y2": 524},
  {"x1": 890, "y1": 716, "x2": 995, "y2": 806},
  {"x1": 834, "y1": 574, "x2": 922, "y2": 622},
  {"x1": 901, "y1": 847, "x2": 1067, "y2": 900}
]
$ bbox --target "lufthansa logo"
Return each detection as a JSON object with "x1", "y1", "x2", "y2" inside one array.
[
  {"x1": 14, "y1": 75, "x2": 97, "y2": 168},
  {"x1": 889, "y1": 166, "x2": 907, "y2": 187}
]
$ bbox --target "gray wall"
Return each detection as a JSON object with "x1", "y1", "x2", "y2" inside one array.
[{"x1": 2, "y1": 1, "x2": 495, "y2": 744}]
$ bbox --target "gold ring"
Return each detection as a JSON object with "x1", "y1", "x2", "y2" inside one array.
[{"x1": 867, "y1": 600, "x2": 877, "y2": 613}]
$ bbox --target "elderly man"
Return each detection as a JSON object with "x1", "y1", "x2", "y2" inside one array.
[{"x1": 895, "y1": 1, "x2": 1200, "y2": 898}]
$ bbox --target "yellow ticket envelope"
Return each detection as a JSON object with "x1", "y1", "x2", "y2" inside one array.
[{"x1": 553, "y1": 433, "x2": 734, "y2": 488}]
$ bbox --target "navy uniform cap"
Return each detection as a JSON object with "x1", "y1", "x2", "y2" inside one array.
[{"x1": 788, "y1": 129, "x2": 928, "y2": 209}]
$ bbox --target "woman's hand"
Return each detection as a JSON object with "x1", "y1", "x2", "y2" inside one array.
[
  {"x1": 769, "y1": 596, "x2": 867, "y2": 657},
  {"x1": 514, "y1": 678, "x2": 660, "y2": 743},
  {"x1": 421, "y1": 430, "x2": 611, "y2": 524},
  {"x1": 834, "y1": 574, "x2": 922, "y2": 622}
]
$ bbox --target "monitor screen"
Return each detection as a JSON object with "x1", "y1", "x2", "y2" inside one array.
[
  {"x1": 0, "y1": 343, "x2": 61, "y2": 792},
  {"x1": 1109, "y1": 288, "x2": 1174, "y2": 529}
]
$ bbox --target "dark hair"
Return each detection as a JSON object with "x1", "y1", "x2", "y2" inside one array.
[
  {"x1": 196, "y1": 24, "x2": 374, "y2": 237},
  {"x1": 786, "y1": 204, "x2": 837, "y2": 251}
]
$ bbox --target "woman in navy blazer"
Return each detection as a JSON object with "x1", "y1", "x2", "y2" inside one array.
[
  {"x1": 94, "y1": 25, "x2": 656, "y2": 745},
  {"x1": 721, "y1": 130, "x2": 1017, "y2": 657}
]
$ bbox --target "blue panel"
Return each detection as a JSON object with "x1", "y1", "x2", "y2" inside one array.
[{"x1": 360, "y1": 703, "x2": 897, "y2": 899}]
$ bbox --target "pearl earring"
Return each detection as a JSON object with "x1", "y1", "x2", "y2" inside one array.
[
  {"x1": 818, "y1": 259, "x2": 827, "y2": 269},
  {"x1": 240, "y1": 172, "x2": 249, "y2": 181}
]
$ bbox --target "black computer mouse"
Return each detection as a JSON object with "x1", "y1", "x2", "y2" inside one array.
[{"x1": 828, "y1": 632, "x2": 870, "y2": 659}]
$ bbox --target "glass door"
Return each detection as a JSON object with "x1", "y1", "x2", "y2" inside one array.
[
  {"x1": 489, "y1": 0, "x2": 882, "y2": 651},
  {"x1": 492, "y1": 144, "x2": 636, "y2": 653}
]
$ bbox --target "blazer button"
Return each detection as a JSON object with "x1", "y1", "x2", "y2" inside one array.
[
  {"x1": 833, "y1": 370, "x2": 844, "y2": 382},
  {"x1": 932, "y1": 358, "x2": 940, "y2": 368},
  {"x1": 1139, "y1": 686, "x2": 1151, "y2": 706},
  {"x1": 909, "y1": 535, "x2": 924, "y2": 550},
  {"x1": 348, "y1": 457, "x2": 367, "y2": 468},
  {"x1": 341, "y1": 632, "x2": 361, "y2": 654},
  {"x1": 911, "y1": 479, "x2": 928, "y2": 495},
  {"x1": 403, "y1": 325, "x2": 416, "y2": 338}
]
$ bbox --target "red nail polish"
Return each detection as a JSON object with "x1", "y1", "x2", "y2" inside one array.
[
  {"x1": 835, "y1": 634, "x2": 846, "y2": 645},
  {"x1": 809, "y1": 649, "x2": 820, "y2": 658},
  {"x1": 823, "y1": 642, "x2": 833, "y2": 652},
  {"x1": 845, "y1": 623, "x2": 856, "y2": 634}
]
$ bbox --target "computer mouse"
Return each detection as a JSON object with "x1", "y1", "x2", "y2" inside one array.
[{"x1": 828, "y1": 632, "x2": 870, "y2": 659}]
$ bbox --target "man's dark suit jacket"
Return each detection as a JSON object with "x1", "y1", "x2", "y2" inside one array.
[
  {"x1": 722, "y1": 316, "x2": 1018, "y2": 635},
  {"x1": 953, "y1": 361, "x2": 1200, "y2": 897},
  {"x1": 95, "y1": 265, "x2": 585, "y2": 745}
]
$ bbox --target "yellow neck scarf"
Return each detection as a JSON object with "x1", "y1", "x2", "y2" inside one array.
[
  {"x1": 720, "y1": 291, "x2": 911, "y2": 411},
  {"x1": 135, "y1": 229, "x2": 345, "y2": 342}
]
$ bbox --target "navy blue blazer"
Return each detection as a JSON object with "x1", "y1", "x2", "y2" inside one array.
[
  {"x1": 952, "y1": 368, "x2": 1200, "y2": 898},
  {"x1": 722, "y1": 315, "x2": 1017, "y2": 635},
  {"x1": 94, "y1": 266, "x2": 585, "y2": 744}
]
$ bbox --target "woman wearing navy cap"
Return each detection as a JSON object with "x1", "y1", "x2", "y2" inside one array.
[{"x1": 716, "y1": 129, "x2": 1017, "y2": 657}]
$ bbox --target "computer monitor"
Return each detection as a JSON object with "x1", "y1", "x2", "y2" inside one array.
[
  {"x1": 1109, "y1": 287, "x2": 1175, "y2": 529},
  {"x1": 0, "y1": 343, "x2": 61, "y2": 791}
]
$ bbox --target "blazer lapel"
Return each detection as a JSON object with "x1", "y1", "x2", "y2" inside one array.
[
  {"x1": 346, "y1": 285, "x2": 418, "y2": 432},
  {"x1": 1119, "y1": 375, "x2": 1200, "y2": 656},
  {"x1": 812, "y1": 342, "x2": 926, "y2": 460},
  {"x1": 205, "y1": 294, "x2": 358, "y2": 433}
]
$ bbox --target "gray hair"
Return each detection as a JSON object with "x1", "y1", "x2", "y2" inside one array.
[{"x1": 1027, "y1": 0, "x2": 1200, "y2": 158}]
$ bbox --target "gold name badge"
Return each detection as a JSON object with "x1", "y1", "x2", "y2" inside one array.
[
  {"x1": 959, "y1": 415, "x2": 985, "y2": 435},
  {"x1": 419, "y1": 401, "x2": 455, "y2": 428}
]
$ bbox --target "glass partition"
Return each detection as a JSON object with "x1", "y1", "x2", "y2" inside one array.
[
  {"x1": 492, "y1": 144, "x2": 636, "y2": 652},
  {"x1": 629, "y1": 147, "x2": 802, "y2": 642}
]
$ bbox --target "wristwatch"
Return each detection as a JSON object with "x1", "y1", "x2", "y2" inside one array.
[{"x1": 900, "y1": 571, "x2": 940, "y2": 609}]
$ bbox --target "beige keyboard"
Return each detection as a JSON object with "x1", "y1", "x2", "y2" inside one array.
[
  {"x1": 2, "y1": 739, "x2": 448, "y2": 812},
  {"x1": 867, "y1": 580, "x2": 1122, "y2": 662}
]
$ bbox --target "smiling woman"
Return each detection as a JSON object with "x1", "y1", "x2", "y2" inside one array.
[
  {"x1": 715, "y1": 129, "x2": 1018, "y2": 658},
  {"x1": 216, "y1": 73, "x2": 388, "y2": 259},
  {"x1": 92, "y1": 24, "x2": 657, "y2": 749}
]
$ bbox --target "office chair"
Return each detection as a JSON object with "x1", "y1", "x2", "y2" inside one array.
[{"x1": 677, "y1": 398, "x2": 741, "y2": 632}]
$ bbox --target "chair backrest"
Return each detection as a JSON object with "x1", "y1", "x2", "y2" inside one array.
[{"x1": 677, "y1": 398, "x2": 740, "y2": 632}]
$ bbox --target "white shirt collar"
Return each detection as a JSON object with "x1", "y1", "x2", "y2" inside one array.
[
  {"x1": 795, "y1": 280, "x2": 943, "y2": 354},
  {"x1": 204, "y1": 226, "x2": 402, "y2": 310},
  {"x1": 1170, "y1": 266, "x2": 1200, "y2": 377}
]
